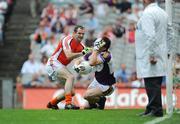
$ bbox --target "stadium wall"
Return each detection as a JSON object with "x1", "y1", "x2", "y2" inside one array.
[{"x1": 22, "y1": 88, "x2": 180, "y2": 109}]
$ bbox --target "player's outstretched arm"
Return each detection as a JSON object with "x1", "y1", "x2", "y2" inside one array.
[{"x1": 64, "y1": 49, "x2": 83, "y2": 60}]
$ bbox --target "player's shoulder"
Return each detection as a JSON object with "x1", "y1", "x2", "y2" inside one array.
[{"x1": 61, "y1": 35, "x2": 73, "y2": 42}]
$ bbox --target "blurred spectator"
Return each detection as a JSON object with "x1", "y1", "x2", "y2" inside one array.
[
  {"x1": 41, "y1": 3, "x2": 56, "y2": 19},
  {"x1": 101, "y1": 0, "x2": 118, "y2": 7},
  {"x1": 20, "y1": 53, "x2": 57, "y2": 88},
  {"x1": 0, "y1": 0, "x2": 8, "y2": 46},
  {"x1": 20, "y1": 53, "x2": 41, "y2": 87},
  {"x1": 54, "y1": 7, "x2": 67, "y2": 26},
  {"x1": 60, "y1": 25, "x2": 70, "y2": 38},
  {"x1": 38, "y1": 55, "x2": 58, "y2": 88},
  {"x1": 0, "y1": 0, "x2": 7, "y2": 24},
  {"x1": 132, "y1": 0, "x2": 143, "y2": 10},
  {"x1": 175, "y1": 54, "x2": 180, "y2": 79},
  {"x1": 96, "y1": 0, "x2": 108, "y2": 17},
  {"x1": 85, "y1": 13, "x2": 99, "y2": 33},
  {"x1": 175, "y1": 54, "x2": 180, "y2": 68},
  {"x1": 126, "y1": 22, "x2": 136, "y2": 43},
  {"x1": 132, "y1": 0, "x2": 143, "y2": 18},
  {"x1": 115, "y1": 0, "x2": 132, "y2": 13},
  {"x1": 85, "y1": 30, "x2": 96, "y2": 47},
  {"x1": 38, "y1": 55, "x2": 48, "y2": 75},
  {"x1": 174, "y1": 54, "x2": 180, "y2": 88},
  {"x1": 21, "y1": 53, "x2": 40, "y2": 75},
  {"x1": 51, "y1": 20, "x2": 64, "y2": 34},
  {"x1": 33, "y1": 21, "x2": 51, "y2": 46},
  {"x1": 40, "y1": 34, "x2": 57, "y2": 58},
  {"x1": 124, "y1": 8, "x2": 138, "y2": 22},
  {"x1": 79, "y1": 0, "x2": 94, "y2": 15},
  {"x1": 41, "y1": 15, "x2": 51, "y2": 27},
  {"x1": 114, "y1": 63, "x2": 130, "y2": 83},
  {"x1": 112, "y1": 17, "x2": 126, "y2": 38},
  {"x1": 5, "y1": 0, "x2": 15, "y2": 22},
  {"x1": 129, "y1": 72, "x2": 142, "y2": 88},
  {"x1": 65, "y1": 3, "x2": 78, "y2": 26}
]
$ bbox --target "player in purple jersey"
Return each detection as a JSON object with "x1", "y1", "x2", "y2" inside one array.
[{"x1": 74, "y1": 37, "x2": 116, "y2": 109}]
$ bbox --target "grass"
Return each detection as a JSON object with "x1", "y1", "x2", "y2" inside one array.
[
  {"x1": 158, "y1": 112, "x2": 180, "y2": 124},
  {"x1": 0, "y1": 109, "x2": 179, "y2": 124}
]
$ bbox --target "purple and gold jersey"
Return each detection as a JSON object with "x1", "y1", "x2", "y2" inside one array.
[{"x1": 84, "y1": 51, "x2": 116, "y2": 85}]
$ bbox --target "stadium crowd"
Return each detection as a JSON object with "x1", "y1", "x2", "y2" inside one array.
[
  {"x1": 0, "y1": 0, "x2": 15, "y2": 46},
  {"x1": 17, "y1": 0, "x2": 179, "y2": 90}
]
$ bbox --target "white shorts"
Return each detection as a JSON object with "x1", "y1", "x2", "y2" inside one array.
[
  {"x1": 46, "y1": 58, "x2": 65, "y2": 80},
  {"x1": 88, "y1": 78, "x2": 115, "y2": 96}
]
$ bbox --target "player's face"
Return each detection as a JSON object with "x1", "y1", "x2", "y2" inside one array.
[
  {"x1": 99, "y1": 46, "x2": 107, "y2": 52},
  {"x1": 74, "y1": 28, "x2": 85, "y2": 42}
]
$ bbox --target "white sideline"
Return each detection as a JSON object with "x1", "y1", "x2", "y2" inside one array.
[{"x1": 144, "y1": 115, "x2": 172, "y2": 124}]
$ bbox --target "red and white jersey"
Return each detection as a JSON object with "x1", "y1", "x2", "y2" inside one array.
[{"x1": 50, "y1": 35, "x2": 84, "y2": 65}]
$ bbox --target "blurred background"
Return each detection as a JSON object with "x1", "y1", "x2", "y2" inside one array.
[{"x1": 0, "y1": 0, "x2": 179, "y2": 109}]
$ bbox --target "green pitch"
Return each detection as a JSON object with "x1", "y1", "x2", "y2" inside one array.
[{"x1": 0, "y1": 109, "x2": 179, "y2": 124}]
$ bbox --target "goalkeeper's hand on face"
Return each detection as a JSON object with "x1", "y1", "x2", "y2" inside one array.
[
  {"x1": 82, "y1": 47, "x2": 92, "y2": 55},
  {"x1": 93, "y1": 38, "x2": 106, "y2": 51}
]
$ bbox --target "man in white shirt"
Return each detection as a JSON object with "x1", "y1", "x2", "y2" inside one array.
[
  {"x1": 135, "y1": 0, "x2": 173, "y2": 117},
  {"x1": 21, "y1": 53, "x2": 41, "y2": 86}
]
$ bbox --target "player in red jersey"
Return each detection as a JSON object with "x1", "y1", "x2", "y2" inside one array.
[{"x1": 46, "y1": 25, "x2": 90, "y2": 109}]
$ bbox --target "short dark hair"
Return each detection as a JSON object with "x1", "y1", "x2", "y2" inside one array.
[
  {"x1": 102, "y1": 37, "x2": 111, "y2": 50},
  {"x1": 74, "y1": 25, "x2": 85, "y2": 32}
]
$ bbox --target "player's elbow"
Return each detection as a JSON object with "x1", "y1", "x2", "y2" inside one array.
[{"x1": 64, "y1": 50, "x2": 72, "y2": 59}]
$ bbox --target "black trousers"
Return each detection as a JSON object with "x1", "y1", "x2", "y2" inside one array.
[{"x1": 144, "y1": 76, "x2": 163, "y2": 115}]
